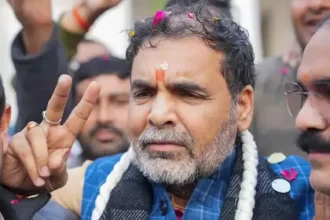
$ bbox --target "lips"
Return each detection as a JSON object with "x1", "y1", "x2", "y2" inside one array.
[
  {"x1": 143, "y1": 139, "x2": 186, "y2": 147},
  {"x1": 94, "y1": 129, "x2": 118, "y2": 142},
  {"x1": 142, "y1": 139, "x2": 187, "y2": 151},
  {"x1": 148, "y1": 144, "x2": 184, "y2": 151},
  {"x1": 304, "y1": 14, "x2": 330, "y2": 34},
  {"x1": 308, "y1": 152, "x2": 330, "y2": 161}
]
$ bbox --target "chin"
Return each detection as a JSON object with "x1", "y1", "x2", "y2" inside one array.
[
  {"x1": 134, "y1": 151, "x2": 198, "y2": 185},
  {"x1": 310, "y1": 169, "x2": 330, "y2": 194}
]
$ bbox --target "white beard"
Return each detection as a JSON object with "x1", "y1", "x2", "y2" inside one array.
[
  {"x1": 133, "y1": 148, "x2": 198, "y2": 185},
  {"x1": 132, "y1": 108, "x2": 237, "y2": 185}
]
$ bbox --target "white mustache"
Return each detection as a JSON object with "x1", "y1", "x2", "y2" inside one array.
[{"x1": 138, "y1": 128, "x2": 193, "y2": 149}]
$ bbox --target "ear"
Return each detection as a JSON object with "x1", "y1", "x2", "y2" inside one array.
[
  {"x1": 236, "y1": 85, "x2": 254, "y2": 132},
  {"x1": 1, "y1": 104, "x2": 12, "y2": 152}
]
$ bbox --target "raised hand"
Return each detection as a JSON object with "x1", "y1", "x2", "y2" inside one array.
[
  {"x1": 7, "y1": 0, "x2": 52, "y2": 28},
  {"x1": 7, "y1": 0, "x2": 53, "y2": 53},
  {"x1": 1, "y1": 75, "x2": 100, "y2": 195},
  {"x1": 83, "y1": 0, "x2": 123, "y2": 15}
]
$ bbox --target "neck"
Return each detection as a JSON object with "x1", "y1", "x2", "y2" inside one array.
[{"x1": 167, "y1": 182, "x2": 196, "y2": 200}]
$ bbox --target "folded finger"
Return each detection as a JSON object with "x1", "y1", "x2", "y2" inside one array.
[
  {"x1": 43, "y1": 75, "x2": 72, "y2": 128},
  {"x1": 48, "y1": 149, "x2": 69, "y2": 186},
  {"x1": 10, "y1": 134, "x2": 45, "y2": 187},
  {"x1": 25, "y1": 122, "x2": 50, "y2": 178},
  {"x1": 63, "y1": 81, "x2": 100, "y2": 137}
]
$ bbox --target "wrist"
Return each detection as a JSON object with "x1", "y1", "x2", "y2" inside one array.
[
  {"x1": 76, "y1": 3, "x2": 104, "y2": 24},
  {"x1": 60, "y1": 3, "x2": 103, "y2": 34},
  {"x1": 22, "y1": 24, "x2": 53, "y2": 54},
  {"x1": 60, "y1": 4, "x2": 99, "y2": 34}
]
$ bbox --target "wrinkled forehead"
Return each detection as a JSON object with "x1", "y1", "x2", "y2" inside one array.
[{"x1": 131, "y1": 37, "x2": 224, "y2": 83}]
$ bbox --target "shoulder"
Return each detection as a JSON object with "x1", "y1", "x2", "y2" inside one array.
[
  {"x1": 267, "y1": 155, "x2": 315, "y2": 219},
  {"x1": 33, "y1": 200, "x2": 80, "y2": 220},
  {"x1": 81, "y1": 154, "x2": 123, "y2": 219},
  {"x1": 85, "y1": 153, "x2": 123, "y2": 180},
  {"x1": 268, "y1": 155, "x2": 312, "y2": 195},
  {"x1": 84, "y1": 154, "x2": 123, "y2": 192},
  {"x1": 269, "y1": 155, "x2": 310, "y2": 174}
]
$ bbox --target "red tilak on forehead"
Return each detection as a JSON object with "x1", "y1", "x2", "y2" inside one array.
[
  {"x1": 156, "y1": 69, "x2": 165, "y2": 82},
  {"x1": 155, "y1": 62, "x2": 168, "y2": 82},
  {"x1": 302, "y1": 73, "x2": 309, "y2": 84}
]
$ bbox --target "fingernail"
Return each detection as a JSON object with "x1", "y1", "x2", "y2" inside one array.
[
  {"x1": 34, "y1": 178, "x2": 45, "y2": 187},
  {"x1": 40, "y1": 166, "x2": 50, "y2": 177},
  {"x1": 58, "y1": 74, "x2": 68, "y2": 82}
]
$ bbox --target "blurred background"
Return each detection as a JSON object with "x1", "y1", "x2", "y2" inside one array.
[{"x1": 0, "y1": 0, "x2": 294, "y2": 126}]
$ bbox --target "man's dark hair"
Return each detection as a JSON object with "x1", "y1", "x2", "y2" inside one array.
[
  {"x1": 165, "y1": 0, "x2": 232, "y2": 18},
  {"x1": 72, "y1": 55, "x2": 130, "y2": 98},
  {"x1": 126, "y1": 1, "x2": 255, "y2": 98},
  {"x1": 0, "y1": 76, "x2": 6, "y2": 118}
]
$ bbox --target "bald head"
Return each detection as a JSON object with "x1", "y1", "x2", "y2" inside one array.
[{"x1": 299, "y1": 19, "x2": 330, "y2": 74}]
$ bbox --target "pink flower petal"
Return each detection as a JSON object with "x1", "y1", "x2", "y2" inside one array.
[
  {"x1": 152, "y1": 10, "x2": 170, "y2": 28},
  {"x1": 187, "y1": 12, "x2": 194, "y2": 18},
  {"x1": 281, "y1": 168, "x2": 298, "y2": 182},
  {"x1": 11, "y1": 198, "x2": 21, "y2": 205},
  {"x1": 102, "y1": 56, "x2": 109, "y2": 61}
]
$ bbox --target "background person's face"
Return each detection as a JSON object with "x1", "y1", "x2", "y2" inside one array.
[
  {"x1": 74, "y1": 42, "x2": 110, "y2": 63},
  {"x1": 128, "y1": 37, "x2": 240, "y2": 185},
  {"x1": 295, "y1": 27, "x2": 330, "y2": 194},
  {"x1": 291, "y1": 0, "x2": 330, "y2": 48},
  {"x1": 75, "y1": 74, "x2": 130, "y2": 159}
]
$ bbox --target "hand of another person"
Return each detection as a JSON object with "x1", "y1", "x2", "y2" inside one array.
[
  {"x1": 83, "y1": 0, "x2": 123, "y2": 15},
  {"x1": 1, "y1": 75, "x2": 100, "y2": 195},
  {"x1": 60, "y1": 0, "x2": 123, "y2": 34},
  {"x1": 314, "y1": 191, "x2": 330, "y2": 220},
  {"x1": 7, "y1": 0, "x2": 52, "y2": 28}
]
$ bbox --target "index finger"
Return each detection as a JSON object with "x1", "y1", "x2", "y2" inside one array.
[
  {"x1": 63, "y1": 81, "x2": 100, "y2": 137},
  {"x1": 44, "y1": 75, "x2": 72, "y2": 126}
]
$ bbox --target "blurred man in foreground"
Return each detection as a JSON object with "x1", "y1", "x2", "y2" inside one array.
[
  {"x1": 287, "y1": 18, "x2": 330, "y2": 219},
  {"x1": 252, "y1": 0, "x2": 330, "y2": 158}
]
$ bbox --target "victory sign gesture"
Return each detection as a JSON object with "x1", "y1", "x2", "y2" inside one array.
[{"x1": 1, "y1": 75, "x2": 100, "y2": 195}]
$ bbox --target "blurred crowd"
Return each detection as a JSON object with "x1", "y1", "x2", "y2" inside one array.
[{"x1": 0, "y1": 0, "x2": 330, "y2": 219}]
